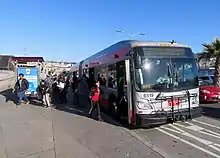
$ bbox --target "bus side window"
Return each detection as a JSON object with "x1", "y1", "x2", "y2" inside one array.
[
  {"x1": 108, "y1": 64, "x2": 117, "y2": 89},
  {"x1": 95, "y1": 65, "x2": 107, "y2": 86},
  {"x1": 83, "y1": 69, "x2": 89, "y2": 78}
]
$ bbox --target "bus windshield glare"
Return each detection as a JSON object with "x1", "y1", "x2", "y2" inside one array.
[{"x1": 134, "y1": 47, "x2": 198, "y2": 92}]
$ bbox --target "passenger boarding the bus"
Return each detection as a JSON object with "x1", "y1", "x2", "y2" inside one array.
[{"x1": 88, "y1": 80, "x2": 103, "y2": 121}]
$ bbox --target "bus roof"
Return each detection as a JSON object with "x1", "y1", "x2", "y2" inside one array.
[{"x1": 77, "y1": 40, "x2": 190, "y2": 69}]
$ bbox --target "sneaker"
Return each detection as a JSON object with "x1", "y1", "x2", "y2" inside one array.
[
  {"x1": 25, "y1": 101, "x2": 30, "y2": 104},
  {"x1": 16, "y1": 102, "x2": 21, "y2": 106},
  {"x1": 98, "y1": 117, "x2": 103, "y2": 122}
]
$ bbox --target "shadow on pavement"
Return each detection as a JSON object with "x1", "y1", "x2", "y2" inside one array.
[
  {"x1": 54, "y1": 103, "x2": 122, "y2": 127},
  {"x1": 0, "y1": 88, "x2": 121, "y2": 127},
  {"x1": 0, "y1": 88, "x2": 44, "y2": 107},
  {"x1": 0, "y1": 88, "x2": 17, "y2": 104},
  {"x1": 201, "y1": 104, "x2": 220, "y2": 119}
]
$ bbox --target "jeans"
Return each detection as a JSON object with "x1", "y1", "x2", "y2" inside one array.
[
  {"x1": 17, "y1": 90, "x2": 28, "y2": 104},
  {"x1": 42, "y1": 93, "x2": 50, "y2": 107}
]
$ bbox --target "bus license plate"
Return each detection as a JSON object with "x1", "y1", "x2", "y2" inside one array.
[{"x1": 168, "y1": 99, "x2": 180, "y2": 106}]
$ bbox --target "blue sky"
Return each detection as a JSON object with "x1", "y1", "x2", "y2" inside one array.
[{"x1": 0, "y1": 0, "x2": 219, "y2": 62}]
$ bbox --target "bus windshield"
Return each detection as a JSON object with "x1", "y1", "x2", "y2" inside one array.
[{"x1": 135, "y1": 58, "x2": 198, "y2": 92}]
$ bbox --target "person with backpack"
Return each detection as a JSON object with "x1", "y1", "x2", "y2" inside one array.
[
  {"x1": 88, "y1": 80, "x2": 103, "y2": 121},
  {"x1": 13, "y1": 73, "x2": 29, "y2": 105}
]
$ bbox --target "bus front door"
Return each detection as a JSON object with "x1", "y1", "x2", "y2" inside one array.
[
  {"x1": 116, "y1": 60, "x2": 133, "y2": 125},
  {"x1": 125, "y1": 59, "x2": 134, "y2": 125}
]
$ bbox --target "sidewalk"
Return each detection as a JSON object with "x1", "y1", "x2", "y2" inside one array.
[{"x1": 0, "y1": 89, "x2": 163, "y2": 158}]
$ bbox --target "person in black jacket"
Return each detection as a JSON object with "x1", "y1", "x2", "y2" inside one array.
[
  {"x1": 37, "y1": 80, "x2": 51, "y2": 108},
  {"x1": 13, "y1": 73, "x2": 29, "y2": 105}
]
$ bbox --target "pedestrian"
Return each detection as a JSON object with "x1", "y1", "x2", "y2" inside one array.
[
  {"x1": 13, "y1": 73, "x2": 29, "y2": 105},
  {"x1": 58, "y1": 77, "x2": 66, "y2": 104},
  {"x1": 37, "y1": 80, "x2": 51, "y2": 108},
  {"x1": 52, "y1": 78, "x2": 60, "y2": 104},
  {"x1": 77, "y1": 75, "x2": 89, "y2": 108},
  {"x1": 88, "y1": 80, "x2": 103, "y2": 121}
]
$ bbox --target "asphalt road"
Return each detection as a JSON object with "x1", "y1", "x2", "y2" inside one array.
[
  {"x1": 201, "y1": 103, "x2": 220, "y2": 119},
  {"x1": 125, "y1": 103, "x2": 220, "y2": 158}
]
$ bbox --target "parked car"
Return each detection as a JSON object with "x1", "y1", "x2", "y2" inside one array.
[{"x1": 199, "y1": 80, "x2": 220, "y2": 103}]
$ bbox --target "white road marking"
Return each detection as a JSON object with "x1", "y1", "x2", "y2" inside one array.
[
  {"x1": 184, "y1": 124, "x2": 204, "y2": 131},
  {"x1": 156, "y1": 128, "x2": 220, "y2": 158},
  {"x1": 160, "y1": 126, "x2": 181, "y2": 134},
  {"x1": 215, "y1": 144, "x2": 220, "y2": 148},
  {"x1": 159, "y1": 124, "x2": 220, "y2": 154},
  {"x1": 199, "y1": 130, "x2": 220, "y2": 139},
  {"x1": 175, "y1": 122, "x2": 220, "y2": 139},
  {"x1": 209, "y1": 145, "x2": 220, "y2": 152},
  {"x1": 192, "y1": 119, "x2": 220, "y2": 130},
  {"x1": 182, "y1": 132, "x2": 213, "y2": 145},
  {"x1": 186, "y1": 121, "x2": 220, "y2": 136},
  {"x1": 204, "y1": 129, "x2": 220, "y2": 137},
  {"x1": 169, "y1": 124, "x2": 185, "y2": 133},
  {"x1": 170, "y1": 124, "x2": 220, "y2": 151}
]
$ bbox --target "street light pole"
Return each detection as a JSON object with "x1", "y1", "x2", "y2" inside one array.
[{"x1": 116, "y1": 29, "x2": 146, "y2": 39}]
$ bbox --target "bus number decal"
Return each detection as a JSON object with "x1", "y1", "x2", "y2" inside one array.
[{"x1": 143, "y1": 94, "x2": 154, "y2": 98}]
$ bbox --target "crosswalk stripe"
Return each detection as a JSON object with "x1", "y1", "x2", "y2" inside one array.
[
  {"x1": 156, "y1": 128, "x2": 220, "y2": 158},
  {"x1": 192, "y1": 119, "x2": 220, "y2": 130},
  {"x1": 159, "y1": 123, "x2": 220, "y2": 154}
]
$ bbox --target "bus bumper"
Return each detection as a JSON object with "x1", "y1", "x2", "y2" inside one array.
[{"x1": 135, "y1": 107, "x2": 202, "y2": 127}]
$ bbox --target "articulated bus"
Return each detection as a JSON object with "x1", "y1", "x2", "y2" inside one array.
[{"x1": 71, "y1": 40, "x2": 202, "y2": 127}]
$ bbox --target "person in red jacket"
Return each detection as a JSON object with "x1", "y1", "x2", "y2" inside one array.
[{"x1": 88, "y1": 80, "x2": 103, "y2": 121}]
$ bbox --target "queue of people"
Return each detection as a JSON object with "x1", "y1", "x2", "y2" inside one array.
[{"x1": 13, "y1": 73, "x2": 103, "y2": 121}]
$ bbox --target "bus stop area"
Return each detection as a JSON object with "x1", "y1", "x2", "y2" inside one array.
[
  {"x1": 1, "y1": 74, "x2": 220, "y2": 158},
  {"x1": 0, "y1": 88, "x2": 162, "y2": 158}
]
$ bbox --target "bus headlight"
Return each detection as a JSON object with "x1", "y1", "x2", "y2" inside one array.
[{"x1": 137, "y1": 101, "x2": 153, "y2": 110}]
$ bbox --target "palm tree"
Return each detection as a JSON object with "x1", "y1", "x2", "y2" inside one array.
[{"x1": 199, "y1": 38, "x2": 220, "y2": 87}]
